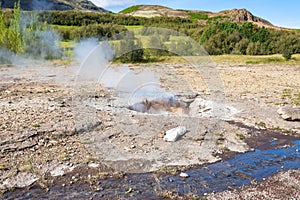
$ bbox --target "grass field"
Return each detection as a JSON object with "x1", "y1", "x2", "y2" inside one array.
[
  {"x1": 124, "y1": 25, "x2": 143, "y2": 30},
  {"x1": 58, "y1": 39, "x2": 300, "y2": 66},
  {"x1": 110, "y1": 54, "x2": 300, "y2": 65},
  {"x1": 50, "y1": 25, "x2": 80, "y2": 29},
  {"x1": 210, "y1": 54, "x2": 300, "y2": 65}
]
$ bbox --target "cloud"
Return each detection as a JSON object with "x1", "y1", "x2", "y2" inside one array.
[{"x1": 90, "y1": 0, "x2": 135, "y2": 8}]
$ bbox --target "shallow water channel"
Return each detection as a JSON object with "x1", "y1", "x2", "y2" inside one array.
[{"x1": 4, "y1": 134, "x2": 300, "y2": 199}]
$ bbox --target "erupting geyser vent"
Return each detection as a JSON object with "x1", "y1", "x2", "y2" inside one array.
[{"x1": 127, "y1": 96, "x2": 193, "y2": 114}]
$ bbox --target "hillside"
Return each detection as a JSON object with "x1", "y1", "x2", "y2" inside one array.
[
  {"x1": 120, "y1": 5, "x2": 275, "y2": 29},
  {"x1": 120, "y1": 5, "x2": 190, "y2": 18},
  {"x1": 0, "y1": 0, "x2": 107, "y2": 12}
]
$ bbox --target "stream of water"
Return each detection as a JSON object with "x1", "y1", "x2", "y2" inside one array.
[{"x1": 4, "y1": 138, "x2": 300, "y2": 199}]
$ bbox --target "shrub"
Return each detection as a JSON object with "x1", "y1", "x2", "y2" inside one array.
[{"x1": 282, "y1": 48, "x2": 292, "y2": 60}]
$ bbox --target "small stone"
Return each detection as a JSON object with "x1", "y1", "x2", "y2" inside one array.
[
  {"x1": 88, "y1": 163, "x2": 100, "y2": 168},
  {"x1": 130, "y1": 144, "x2": 136, "y2": 149},
  {"x1": 179, "y1": 172, "x2": 189, "y2": 178},
  {"x1": 50, "y1": 164, "x2": 75, "y2": 177},
  {"x1": 164, "y1": 126, "x2": 187, "y2": 142},
  {"x1": 194, "y1": 136, "x2": 204, "y2": 142}
]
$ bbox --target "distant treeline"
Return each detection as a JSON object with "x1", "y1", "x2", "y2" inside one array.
[
  {"x1": 38, "y1": 11, "x2": 300, "y2": 58},
  {"x1": 1, "y1": 8, "x2": 299, "y2": 59}
]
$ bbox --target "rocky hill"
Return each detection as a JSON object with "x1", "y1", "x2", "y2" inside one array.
[
  {"x1": 0, "y1": 0, "x2": 107, "y2": 12},
  {"x1": 213, "y1": 8, "x2": 273, "y2": 27},
  {"x1": 120, "y1": 5, "x2": 275, "y2": 28},
  {"x1": 120, "y1": 5, "x2": 189, "y2": 18}
]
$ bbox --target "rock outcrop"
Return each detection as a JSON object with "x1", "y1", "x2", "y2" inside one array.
[
  {"x1": 218, "y1": 8, "x2": 272, "y2": 25},
  {"x1": 277, "y1": 106, "x2": 300, "y2": 121}
]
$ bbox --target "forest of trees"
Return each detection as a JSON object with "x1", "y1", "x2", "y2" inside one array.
[
  {"x1": 200, "y1": 22, "x2": 300, "y2": 58},
  {"x1": 38, "y1": 10, "x2": 300, "y2": 59}
]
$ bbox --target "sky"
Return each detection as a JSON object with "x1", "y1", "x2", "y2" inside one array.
[{"x1": 90, "y1": 0, "x2": 300, "y2": 29}]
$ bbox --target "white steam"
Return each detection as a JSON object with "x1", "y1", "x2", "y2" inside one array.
[
  {"x1": 0, "y1": 13, "x2": 63, "y2": 64},
  {"x1": 74, "y1": 37, "x2": 173, "y2": 106},
  {"x1": 74, "y1": 38, "x2": 114, "y2": 81}
]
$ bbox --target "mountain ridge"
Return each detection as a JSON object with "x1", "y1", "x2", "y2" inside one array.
[
  {"x1": 0, "y1": 2, "x2": 288, "y2": 29},
  {"x1": 0, "y1": 0, "x2": 107, "y2": 12}
]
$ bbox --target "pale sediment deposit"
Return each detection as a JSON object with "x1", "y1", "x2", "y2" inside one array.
[{"x1": 0, "y1": 62, "x2": 300, "y2": 198}]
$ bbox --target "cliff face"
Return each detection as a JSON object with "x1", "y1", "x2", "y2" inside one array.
[
  {"x1": 0, "y1": 0, "x2": 107, "y2": 12},
  {"x1": 218, "y1": 9, "x2": 272, "y2": 26}
]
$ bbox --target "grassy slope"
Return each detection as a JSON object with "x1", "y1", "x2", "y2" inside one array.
[{"x1": 119, "y1": 5, "x2": 140, "y2": 14}]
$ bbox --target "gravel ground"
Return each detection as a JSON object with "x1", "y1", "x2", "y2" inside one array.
[{"x1": 0, "y1": 61, "x2": 299, "y2": 198}]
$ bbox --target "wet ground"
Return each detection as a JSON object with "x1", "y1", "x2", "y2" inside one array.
[{"x1": 3, "y1": 130, "x2": 300, "y2": 199}]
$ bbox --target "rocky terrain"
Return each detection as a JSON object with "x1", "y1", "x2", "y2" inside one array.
[
  {"x1": 121, "y1": 5, "x2": 276, "y2": 28},
  {"x1": 0, "y1": 60, "x2": 300, "y2": 198},
  {"x1": 208, "y1": 169, "x2": 300, "y2": 199},
  {"x1": 210, "y1": 8, "x2": 274, "y2": 28},
  {"x1": 0, "y1": 0, "x2": 107, "y2": 12}
]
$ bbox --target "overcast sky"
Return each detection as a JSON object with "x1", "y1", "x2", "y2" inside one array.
[{"x1": 90, "y1": 0, "x2": 300, "y2": 29}]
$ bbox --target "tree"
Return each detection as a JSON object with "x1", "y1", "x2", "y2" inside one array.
[
  {"x1": 246, "y1": 41, "x2": 263, "y2": 55},
  {"x1": 7, "y1": 0, "x2": 23, "y2": 53},
  {"x1": 0, "y1": 1, "x2": 23, "y2": 53},
  {"x1": 282, "y1": 48, "x2": 292, "y2": 60},
  {"x1": 0, "y1": 6, "x2": 6, "y2": 46},
  {"x1": 234, "y1": 38, "x2": 249, "y2": 55},
  {"x1": 246, "y1": 42, "x2": 255, "y2": 55},
  {"x1": 148, "y1": 35, "x2": 166, "y2": 57},
  {"x1": 117, "y1": 31, "x2": 144, "y2": 63}
]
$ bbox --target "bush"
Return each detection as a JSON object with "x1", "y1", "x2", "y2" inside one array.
[
  {"x1": 116, "y1": 31, "x2": 144, "y2": 63},
  {"x1": 282, "y1": 48, "x2": 292, "y2": 60}
]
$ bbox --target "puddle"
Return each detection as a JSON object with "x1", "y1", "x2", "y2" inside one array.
[{"x1": 4, "y1": 137, "x2": 300, "y2": 199}]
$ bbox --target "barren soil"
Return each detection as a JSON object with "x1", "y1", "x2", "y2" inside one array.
[{"x1": 0, "y1": 61, "x2": 300, "y2": 198}]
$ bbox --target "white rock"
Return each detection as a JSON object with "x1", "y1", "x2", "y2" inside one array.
[
  {"x1": 0, "y1": 172, "x2": 38, "y2": 190},
  {"x1": 88, "y1": 163, "x2": 100, "y2": 168},
  {"x1": 163, "y1": 126, "x2": 187, "y2": 142},
  {"x1": 50, "y1": 164, "x2": 75, "y2": 177},
  {"x1": 179, "y1": 172, "x2": 189, "y2": 178}
]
